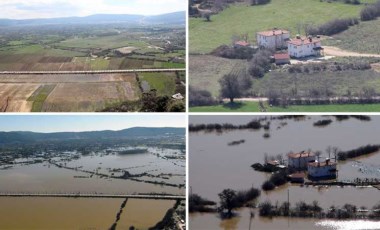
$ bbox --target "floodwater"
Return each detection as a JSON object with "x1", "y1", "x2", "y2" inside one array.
[
  {"x1": 0, "y1": 147, "x2": 184, "y2": 229},
  {"x1": 0, "y1": 197, "x2": 173, "y2": 230},
  {"x1": 0, "y1": 148, "x2": 185, "y2": 195},
  {"x1": 189, "y1": 115, "x2": 380, "y2": 229}
]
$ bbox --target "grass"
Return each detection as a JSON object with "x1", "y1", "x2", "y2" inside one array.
[
  {"x1": 190, "y1": 0, "x2": 366, "y2": 53},
  {"x1": 323, "y1": 19, "x2": 380, "y2": 54},
  {"x1": 189, "y1": 55, "x2": 243, "y2": 96},
  {"x1": 190, "y1": 101, "x2": 380, "y2": 112},
  {"x1": 139, "y1": 73, "x2": 176, "y2": 96},
  {"x1": 27, "y1": 85, "x2": 56, "y2": 112},
  {"x1": 252, "y1": 69, "x2": 380, "y2": 97}
]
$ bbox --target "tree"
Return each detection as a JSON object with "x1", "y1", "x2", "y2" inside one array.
[
  {"x1": 219, "y1": 73, "x2": 252, "y2": 103},
  {"x1": 218, "y1": 189, "x2": 238, "y2": 217}
]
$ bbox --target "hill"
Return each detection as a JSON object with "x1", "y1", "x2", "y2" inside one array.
[
  {"x1": 0, "y1": 11, "x2": 186, "y2": 27},
  {"x1": 189, "y1": 0, "x2": 367, "y2": 53},
  {"x1": 0, "y1": 127, "x2": 185, "y2": 144}
]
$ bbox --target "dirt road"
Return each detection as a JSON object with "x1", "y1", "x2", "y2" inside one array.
[{"x1": 323, "y1": 46, "x2": 380, "y2": 58}]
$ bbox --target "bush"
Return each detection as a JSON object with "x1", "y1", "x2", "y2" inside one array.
[
  {"x1": 262, "y1": 181, "x2": 275, "y2": 191},
  {"x1": 360, "y1": 1, "x2": 380, "y2": 21},
  {"x1": 189, "y1": 86, "x2": 217, "y2": 106},
  {"x1": 307, "y1": 18, "x2": 359, "y2": 36},
  {"x1": 248, "y1": 49, "x2": 273, "y2": 78}
]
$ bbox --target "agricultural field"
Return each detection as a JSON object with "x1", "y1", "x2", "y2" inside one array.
[
  {"x1": 0, "y1": 24, "x2": 186, "y2": 71},
  {"x1": 0, "y1": 74, "x2": 141, "y2": 112},
  {"x1": 0, "y1": 71, "x2": 185, "y2": 112},
  {"x1": 189, "y1": 0, "x2": 367, "y2": 53},
  {"x1": 139, "y1": 73, "x2": 177, "y2": 96},
  {"x1": 189, "y1": 55, "x2": 242, "y2": 96}
]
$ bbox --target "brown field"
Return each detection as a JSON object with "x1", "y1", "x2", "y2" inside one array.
[
  {"x1": 0, "y1": 83, "x2": 39, "y2": 112},
  {"x1": 0, "y1": 74, "x2": 140, "y2": 112},
  {"x1": 42, "y1": 82, "x2": 138, "y2": 112},
  {"x1": 38, "y1": 57, "x2": 73, "y2": 63}
]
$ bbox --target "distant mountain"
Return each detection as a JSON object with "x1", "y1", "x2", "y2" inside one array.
[
  {"x1": 0, "y1": 127, "x2": 185, "y2": 144},
  {"x1": 0, "y1": 11, "x2": 185, "y2": 27}
]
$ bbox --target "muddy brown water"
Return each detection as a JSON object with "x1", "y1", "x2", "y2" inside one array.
[
  {"x1": 0, "y1": 197, "x2": 173, "y2": 230},
  {"x1": 0, "y1": 148, "x2": 183, "y2": 229},
  {"x1": 189, "y1": 116, "x2": 380, "y2": 229}
]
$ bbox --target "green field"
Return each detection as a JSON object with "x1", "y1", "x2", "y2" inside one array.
[
  {"x1": 190, "y1": 0, "x2": 367, "y2": 53},
  {"x1": 324, "y1": 19, "x2": 380, "y2": 54},
  {"x1": 139, "y1": 73, "x2": 177, "y2": 96},
  {"x1": 190, "y1": 102, "x2": 380, "y2": 112},
  {"x1": 27, "y1": 84, "x2": 56, "y2": 112}
]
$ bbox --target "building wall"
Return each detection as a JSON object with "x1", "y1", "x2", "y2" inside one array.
[
  {"x1": 288, "y1": 156, "x2": 316, "y2": 169},
  {"x1": 308, "y1": 164, "x2": 336, "y2": 178},
  {"x1": 257, "y1": 33, "x2": 289, "y2": 49},
  {"x1": 288, "y1": 41, "x2": 321, "y2": 58}
]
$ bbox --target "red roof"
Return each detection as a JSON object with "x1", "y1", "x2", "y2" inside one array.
[
  {"x1": 288, "y1": 151, "x2": 315, "y2": 159},
  {"x1": 289, "y1": 172, "x2": 305, "y2": 179},
  {"x1": 274, "y1": 53, "x2": 290, "y2": 60},
  {"x1": 257, "y1": 29, "x2": 289, "y2": 37},
  {"x1": 234, "y1": 41, "x2": 250, "y2": 46},
  {"x1": 288, "y1": 37, "x2": 321, "y2": 46}
]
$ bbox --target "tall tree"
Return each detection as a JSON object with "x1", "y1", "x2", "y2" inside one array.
[{"x1": 218, "y1": 189, "x2": 238, "y2": 217}]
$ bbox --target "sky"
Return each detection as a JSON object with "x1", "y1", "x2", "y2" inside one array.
[
  {"x1": 0, "y1": 0, "x2": 186, "y2": 19},
  {"x1": 0, "y1": 115, "x2": 185, "y2": 133}
]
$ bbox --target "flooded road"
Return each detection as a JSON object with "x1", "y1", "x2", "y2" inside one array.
[{"x1": 189, "y1": 115, "x2": 380, "y2": 229}]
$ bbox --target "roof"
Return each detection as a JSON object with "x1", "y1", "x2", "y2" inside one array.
[
  {"x1": 308, "y1": 161, "x2": 337, "y2": 167},
  {"x1": 288, "y1": 151, "x2": 315, "y2": 159},
  {"x1": 274, "y1": 53, "x2": 290, "y2": 60},
  {"x1": 172, "y1": 93, "x2": 184, "y2": 100},
  {"x1": 266, "y1": 160, "x2": 280, "y2": 166},
  {"x1": 257, "y1": 29, "x2": 289, "y2": 37},
  {"x1": 234, "y1": 40, "x2": 250, "y2": 47},
  {"x1": 288, "y1": 37, "x2": 321, "y2": 46},
  {"x1": 289, "y1": 172, "x2": 305, "y2": 179}
]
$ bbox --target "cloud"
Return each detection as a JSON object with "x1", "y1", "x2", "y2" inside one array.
[{"x1": 0, "y1": 0, "x2": 186, "y2": 19}]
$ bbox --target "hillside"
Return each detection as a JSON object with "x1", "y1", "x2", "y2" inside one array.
[
  {"x1": 0, "y1": 127, "x2": 185, "y2": 144},
  {"x1": 324, "y1": 18, "x2": 380, "y2": 54},
  {"x1": 189, "y1": 0, "x2": 367, "y2": 53},
  {"x1": 0, "y1": 11, "x2": 186, "y2": 27}
]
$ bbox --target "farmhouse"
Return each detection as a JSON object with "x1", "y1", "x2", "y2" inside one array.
[
  {"x1": 308, "y1": 158, "x2": 337, "y2": 179},
  {"x1": 288, "y1": 151, "x2": 316, "y2": 170},
  {"x1": 274, "y1": 53, "x2": 290, "y2": 65},
  {"x1": 256, "y1": 29, "x2": 290, "y2": 50},
  {"x1": 287, "y1": 36, "x2": 324, "y2": 58}
]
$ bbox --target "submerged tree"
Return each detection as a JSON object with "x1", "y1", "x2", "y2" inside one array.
[{"x1": 218, "y1": 189, "x2": 238, "y2": 217}]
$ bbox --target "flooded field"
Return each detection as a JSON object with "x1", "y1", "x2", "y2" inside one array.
[
  {"x1": 189, "y1": 115, "x2": 380, "y2": 229},
  {"x1": 0, "y1": 123, "x2": 186, "y2": 229},
  {"x1": 0, "y1": 197, "x2": 173, "y2": 230}
]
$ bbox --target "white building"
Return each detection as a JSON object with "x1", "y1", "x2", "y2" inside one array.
[
  {"x1": 288, "y1": 151, "x2": 316, "y2": 169},
  {"x1": 256, "y1": 29, "x2": 290, "y2": 50},
  {"x1": 308, "y1": 159, "x2": 337, "y2": 178},
  {"x1": 287, "y1": 36, "x2": 323, "y2": 58}
]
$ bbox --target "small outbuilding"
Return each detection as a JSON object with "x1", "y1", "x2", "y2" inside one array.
[
  {"x1": 288, "y1": 172, "x2": 305, "y2": 183},
  {"x1": 274, "y1": 53, "x2": 290, "y2": 65}
]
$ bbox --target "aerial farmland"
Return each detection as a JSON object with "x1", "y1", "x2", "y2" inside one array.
[{"x1": 0, "y1": 13, "x2": 186, "y2": 112}]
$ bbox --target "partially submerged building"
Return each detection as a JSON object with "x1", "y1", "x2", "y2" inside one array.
[
  {"x1": 288, "y1": 172, "x2": 305, "y2": 183},
  {"x1": 287, "y1": 36, "x2": 323, "y2": 58},
  {"x1": 256, "y1": 29, "x2": 290, "y2": 50},
  {"x1": 308, "y1": 158, "x2": 337, "y2": 179},
  {"x1": 288, "y1": 151, "x2": 316, "y2": 170}
]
